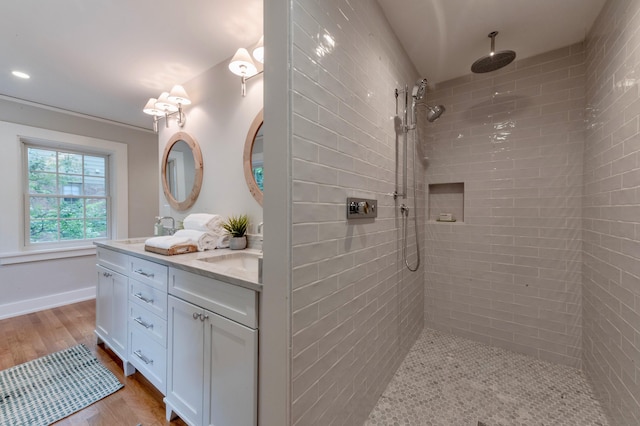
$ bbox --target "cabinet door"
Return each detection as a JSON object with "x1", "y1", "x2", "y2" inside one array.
[
  {"x1": 111, "y1": 271, "x2": 128, "y2": 357},
  {"x1": 95, "y1": 265, "x2": 114, "y2": 341},
  {"x1": 96, "y1": 265, "x2": 128, "y2": 359},
  {"x1": 96, "y1": 264, "x2": 132, "y2": 375},
  {"x1": 204, "y1": 311, "x2": 258, "y2": 426},
  {"x1": 166, "y1": 296, "x2": 205, "y2": 426}
]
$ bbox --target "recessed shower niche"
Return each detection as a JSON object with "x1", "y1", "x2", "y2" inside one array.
[{"x1": 428, "y1": 182, "x2": 464, "y2": 222}]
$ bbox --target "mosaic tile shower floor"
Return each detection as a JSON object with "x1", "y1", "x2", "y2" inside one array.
[{"x1": 366, "y1": 329, "x2": 609, "y2": 426}]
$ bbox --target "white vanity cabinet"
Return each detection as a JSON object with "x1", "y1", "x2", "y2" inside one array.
[
  {"x1": 165, "y1": 268, "x2": 258, "y2": 426},
  {"x1": 95, "y1": 242, "x2": 261, "y2": 426},
  {"x1": 95, "y1": 248, "x2": 134, "y2": 375},
  {"x1": 95, "y1": 246, "x2": 169, "y2": 387}
]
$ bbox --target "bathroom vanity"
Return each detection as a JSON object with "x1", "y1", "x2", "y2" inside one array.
[{"x1": 94, "y1": 239, "x2": 261, "y2": 426}]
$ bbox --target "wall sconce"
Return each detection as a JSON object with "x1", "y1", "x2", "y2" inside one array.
[
  {"x1": 143, "y1": 85, "x2": 191, "y2": 132},
  {"x1": 229, "y1": 36, "x2": 264, "y2": 97}
]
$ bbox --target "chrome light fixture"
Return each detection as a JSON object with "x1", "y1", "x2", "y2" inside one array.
[
  {"x1": 143, "y1": 85, "x2": 191, "y2": 132},
  {"x1": 229, "y1": 36, "x2": 264, "y2": 97}
]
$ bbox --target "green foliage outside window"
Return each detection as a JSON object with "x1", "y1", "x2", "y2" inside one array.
[{"x1": 27, "y1": 146, "x2": 109, "y2": 244}]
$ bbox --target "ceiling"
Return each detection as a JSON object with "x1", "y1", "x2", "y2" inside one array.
[
  {"x1": 377, "y1": 0, "x2": 607, "y2": 85},
  {"x1": 0, "y1": 0, "x2": 262, "y2": 130},
  {"x1": 0, "y1": 1, "x2": 606, "y2": 131}
]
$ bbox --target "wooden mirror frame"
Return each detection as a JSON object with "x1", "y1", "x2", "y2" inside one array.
[
  {"x1": 161, "y1": 131, "x2": 203, "y2": 211},
  {"x1": 243, "y1": 109, "x2": 264, "y2": 206}
]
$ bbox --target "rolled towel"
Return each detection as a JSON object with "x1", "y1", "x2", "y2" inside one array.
[
  {"x1": 173, "y1": 229, "x2": 217, "y2": 252},
  {"x1": 144, "y1": 235, "x2": 192, "y2": 250},
  {"x1": 216, "y1": 234, "x2": 231, "y2": 249},
  {"x1": 183, "y1": 213, "x2": 225, "y2": 233}
]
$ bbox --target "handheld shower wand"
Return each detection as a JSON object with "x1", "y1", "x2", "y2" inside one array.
[
  {"x1": 393, "y1": 79, "x2": 446, "y2": 272},
  {"x1": 408, "y1": 78, "x2": 428, "y2": 130}
]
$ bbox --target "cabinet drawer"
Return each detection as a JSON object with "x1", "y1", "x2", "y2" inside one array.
[
  {"x1": 129, "y1": 303, "x2": 167, "y2": 346},
  {"x1": 129, "y1": 328, "x2": 167, "y2": 394},
  {"x1": 130, "y1": 279, "x2": 168, "y2": 319},
  {"x1": 96, "y1": 247, "x2": 128, "y2": 275},
  {"x1": 169, "y1": 267, "x2": 257, "y2": 329},
  {"x1": 128, "y1": 257, "x2": 168, "y2": 291}
]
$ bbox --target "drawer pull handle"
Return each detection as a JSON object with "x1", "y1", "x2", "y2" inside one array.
[
  {"x1": 133, "y1": 350, "x2": 153, "y2": 365},
  {"x1": 134, "y1": 293, "x2": 154, "y2": 304},
  {"x1": 134, "y1": 317, "x2": 154, "y2": 329},
  {"x1": 134, "y1": 268, "x2": 155, "y2": 278},
  {"x1": 102, "y1": 272, "x2": 112, "y2": 278}
]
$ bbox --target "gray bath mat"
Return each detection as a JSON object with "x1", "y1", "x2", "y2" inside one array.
[{"x1": 0, "y1": 344, "x2": 123, "y2": 425}]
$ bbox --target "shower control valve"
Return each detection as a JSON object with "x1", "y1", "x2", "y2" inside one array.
[{"x1": 347, "y1": 197, "x2": 377, "y2": 219}]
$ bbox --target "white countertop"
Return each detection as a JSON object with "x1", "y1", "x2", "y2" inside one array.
[{"x1": 95, "y1": 238, "x2": 262, "y2": 292}]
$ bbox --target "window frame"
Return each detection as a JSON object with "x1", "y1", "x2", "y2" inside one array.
[
  {"x1": 0, "y1": 122, "x2": 128, "y2": 265},
  {"x1": 23, "y1": 142, "x2": 112, "y2": 248}
]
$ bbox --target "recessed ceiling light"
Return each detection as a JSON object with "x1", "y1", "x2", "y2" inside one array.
[{"x1": 12, "y1": 70, "x2": 30, "y2": 79}]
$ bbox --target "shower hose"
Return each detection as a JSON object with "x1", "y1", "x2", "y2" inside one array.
[{"x1": 402, "y1": 125, "x2": 420, "y2": 272}]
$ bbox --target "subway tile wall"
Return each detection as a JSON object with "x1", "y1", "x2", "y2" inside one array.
[
  {"x1": 583, "y1": 0, "x2": 640, "y2": 423},
  {"x1": 422, "y1": 44, "x2": 587, "y2": 368},
  {"x1": 290, "y1": 0, "x2": 425, "y2": 424}
]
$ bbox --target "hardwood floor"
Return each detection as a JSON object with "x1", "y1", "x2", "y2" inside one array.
[{"x1": 0, "y1": 300, "x2": 187, "y2": 426}]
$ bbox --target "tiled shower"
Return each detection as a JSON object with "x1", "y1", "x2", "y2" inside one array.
[
  {"x1": 423, "y1": 42, "x2": 586, "y2": 368},
  {"x1": 287, "y1": 0, "x2": 640, "y2": 425}
]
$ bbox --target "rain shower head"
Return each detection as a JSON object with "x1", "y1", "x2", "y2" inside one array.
[
  {"x1": 426, "y1": 105, "x2": 445, "y2": 122},
  {"x1": 471, "y1": 31, "x2": 516, "y2": 73},
  {"x1": 412, "y1": 78, "x2": 428, "y2": 101}
]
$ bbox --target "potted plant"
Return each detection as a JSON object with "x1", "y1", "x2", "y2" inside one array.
[{"x1": 222, "y1": 214, "x2": 249, "y2": 250}]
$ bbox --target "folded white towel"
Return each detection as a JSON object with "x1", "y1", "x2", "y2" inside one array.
[
  {"x1": 183, "y1": 214, "x2": 225, "y2": 233},
  {"x1": 144, "y1": 235, "x2": 192, "y2": 250},
  {"x1": 173, "y1": 229, "x2": 217, "y2": 252}
]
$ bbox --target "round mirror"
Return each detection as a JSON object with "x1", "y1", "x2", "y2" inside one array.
[
  {"x1": 161, "y1": 132, "x2": 203, "y2": 211},
  {"x1": 243, "y1": 109, "x2": 264, "y2": 205}
]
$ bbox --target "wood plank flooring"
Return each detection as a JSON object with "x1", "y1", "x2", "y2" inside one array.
[{"x1": 0, "y1": 300, "x2": 187, "y2": 426}]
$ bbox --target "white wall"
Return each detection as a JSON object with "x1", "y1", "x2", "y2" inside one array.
[
  {"x1": 583, "y1": 0, "x2": 640, "y2": 423},
  {"x1": 157, "y1": 58, "x2": 264, "y2": 231},
  {"x1": 287, "y1": 1, "x2": 425, "y2": 424},
  {"x1": 260, "y1": 0, "x2": 292, "y2": 423},
  {"x1": 0, "y1": 98, "x2": 157, "y2": 318}
]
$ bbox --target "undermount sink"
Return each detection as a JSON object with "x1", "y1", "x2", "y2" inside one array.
[{"x1": 197, "y1": 251, "x2": 263, "y2": 283}]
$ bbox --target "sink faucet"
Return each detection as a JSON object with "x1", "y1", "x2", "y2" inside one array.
[
  {"x1": 159, "y1": 216, "x2": 176, "y2": 235},
  {"x1": 257, "y1": 222, "x2": 264, "y2": 254}
]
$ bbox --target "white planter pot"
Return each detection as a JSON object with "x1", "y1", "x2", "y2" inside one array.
[{"x1": 229, "y1": 236, "x2": 247, "y2": 250}]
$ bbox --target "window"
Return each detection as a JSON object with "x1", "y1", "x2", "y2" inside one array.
[{"x1": 25, "y1": 144, "x2": 110, "y2": 245}]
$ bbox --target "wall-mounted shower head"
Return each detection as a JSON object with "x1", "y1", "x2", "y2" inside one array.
[
  {"x1": 426, "y1": 105, "x2": 445, "y2": 122},
  {"x1": 407, "y1": 78, "x2": 445, "y2": 126},
  {"x1": 412, "y1": 78, "x2": 428, "y2": 101}
]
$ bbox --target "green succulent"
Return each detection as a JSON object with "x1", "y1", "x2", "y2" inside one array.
[{"x1": 222, "y1": 214, "x2": 249, "y2": 237}]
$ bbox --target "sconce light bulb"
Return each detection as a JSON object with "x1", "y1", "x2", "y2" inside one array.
[
  {"x1": 155, "y1": 92, "x2": 179, "y2": 113},
  {"x1": 229, "y1": 48, "x2": 258, "y2": 77},
  {"x1": 168, "y1": 85, "x2": 191, "y2": 105},
  {"x1": 143, "y1": 98, "x2": 165, "y2": 116}
]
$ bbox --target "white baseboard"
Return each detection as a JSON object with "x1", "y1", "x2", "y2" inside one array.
[{"x1": 0, "y1": 287, "x2": 96, "y2": 320}]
